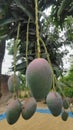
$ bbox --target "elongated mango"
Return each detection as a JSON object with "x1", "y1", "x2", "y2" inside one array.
[{"x1": 26, "y1": 58, "x2": 53, "y2": 100}]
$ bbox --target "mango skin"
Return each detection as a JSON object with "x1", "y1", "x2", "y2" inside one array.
[
  {"x1": 6, "y1": 98, "x2": 21, "y2": 125},
  {"x1": 21, "y1": 97, "x2": 37, "y2": 120},
  {"x1": 46, "y1": 91, "x2": 63, "y2": 117},
  {"x1": 61, "y1": 111, "x2": 68, "y2": 121},
  {"x1": 26, "y1": 58, "x2": 53, "y2": 101},
  {"x1": 8, "y1": 75, "x2": 20, "y2": 93},
  {"x1": 63, "y1": 97, "x2": 70, "y2": 109}
]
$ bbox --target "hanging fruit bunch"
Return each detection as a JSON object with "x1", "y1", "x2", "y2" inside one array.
[
  {"x1": 5, "y1": 0, "x2": 72, "y2": 125},
  {"x1": 25, "y1": 0, "x2": 72, "y2": 122},
  {"x1": 6, "y1": 23, "x2": 37, "y2": 125}
]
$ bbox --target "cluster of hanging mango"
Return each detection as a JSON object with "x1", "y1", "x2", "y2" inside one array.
[{"x1": 5, "y1": 0, "x2": 72, "y2": 125}]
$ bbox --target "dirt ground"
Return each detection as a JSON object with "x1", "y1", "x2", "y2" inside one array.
[{"x1": 0, "y1": 96, "x2": 73, "y2": 130}]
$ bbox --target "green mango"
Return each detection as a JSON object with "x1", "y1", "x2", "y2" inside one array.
[
  {"x1": 22, "y1": 97, "x2": 37, "y2": 120},
  {"x1": 63, "y1": 97, "x2": 70, "y2": 109},
  {"x1": 8, "y1": 75, "x2": 20, "y2": 93},
  {"x1": 6, "y1": 98, "x2": 21, "y2": 125},
  {"x1": 46, "y1": 91, "x2": 63, "y2": 117},
  {"x1": 26, "y1": 58, "x2": 53, "y2": 101},
  {"x1": 61, "y1": 111, "x2": 68, "y2": 121}
]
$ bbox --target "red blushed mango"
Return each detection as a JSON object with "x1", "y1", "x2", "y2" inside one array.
[
  {"x1": 26, "y1": 58, "x2": 53, "y2": 101},
  {"x1": 21, "y1": 97, "x2": 37, "y2": 120},
  {"x1": 6, "y1": 98, "x2": 21, "y2": 125},
  {"x1": 8, "y1": 75, "x2": 20, "y2": 93},
  {"x1": 46, "y1": 91, "x2": 63, "y2": 117}
]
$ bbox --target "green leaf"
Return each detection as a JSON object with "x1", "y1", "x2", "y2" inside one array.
[
  {"x1": 0, "y1": 34, "x2": 7, "y2": 40},
  {"x1": 0, "y1": 8, "x2": 5, "y2": 19},
  {"x1": 14, "y1": 0, "x2": 34, "y2": 20},
  {"x1": 12, "y1": 62, "x2": 26, "y2": 74},
  {"x1": 0, "y1": 18, "x2": 15, "y2": 27}
]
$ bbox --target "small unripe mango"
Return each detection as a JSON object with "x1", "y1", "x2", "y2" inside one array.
[
  {"x1": 8, "y1": 75, "x2": 20, "y2": 93},
  {"x1": 21, "y1": 97, "x2": 37, "y2": 120},
  {"x1": 46, "y1": 91, "x2": 63, "y2": 117}
]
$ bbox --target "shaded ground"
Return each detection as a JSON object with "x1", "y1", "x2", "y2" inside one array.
[{"x1": 0, "y1": 111, "x2": 73, "y2": 130}]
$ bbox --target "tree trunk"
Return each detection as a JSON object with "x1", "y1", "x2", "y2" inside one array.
[
  {"x1": 0, "y1": 40, "x2": 5, "y2": 74},
  {"x1": 0, "y1": 74, "x2": 9, "y2": 95},
  {"x1": 0, "y1": 40, "x2": 5, "y2": 97}
]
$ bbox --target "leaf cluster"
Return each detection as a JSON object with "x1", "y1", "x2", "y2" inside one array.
[{"x1": 0, "y1": 0, "x2": 73, "y2": 77}]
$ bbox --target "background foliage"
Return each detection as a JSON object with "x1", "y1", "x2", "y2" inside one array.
[{"x1": 0, "y1": 0, "x2": 73, "y2": 78}]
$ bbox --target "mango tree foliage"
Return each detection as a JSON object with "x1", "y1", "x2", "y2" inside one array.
[
  {"x1": 59, "y1": 63, "x2": 73, "y2": 97},
  {"x1": 0, "y1": 0, "x2": 73, "y2": 76}
]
